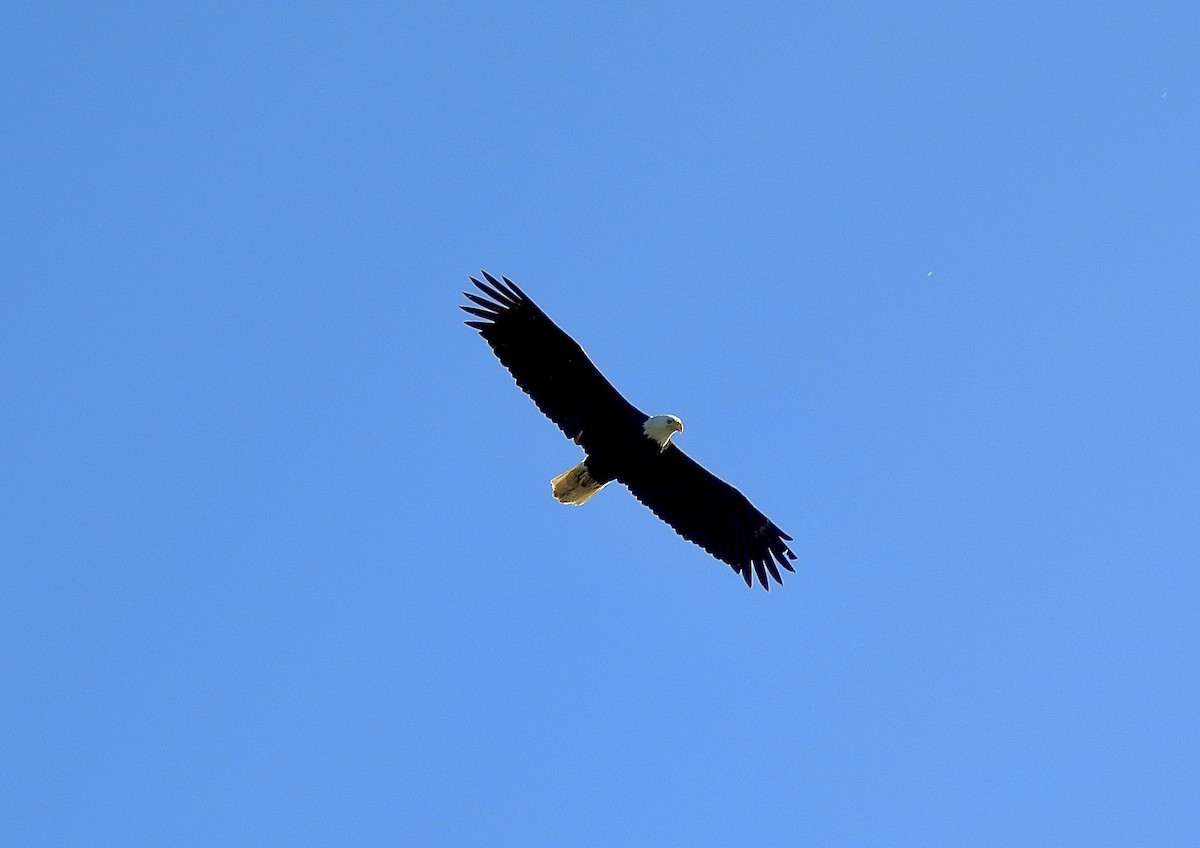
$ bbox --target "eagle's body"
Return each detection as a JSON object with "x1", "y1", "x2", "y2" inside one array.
[
  {"x1": 461, "y1": 272, "x2": 797, "y2": 589},
  {"x1": 549, "y1": 413, "x2": 683, "y2": 505}
]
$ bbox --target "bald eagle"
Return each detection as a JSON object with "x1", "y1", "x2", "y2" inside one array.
[{"x1": 461, "y1": 272, "x2": 797, "y2": 589}]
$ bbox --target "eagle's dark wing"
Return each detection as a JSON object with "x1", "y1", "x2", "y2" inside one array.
[
  {"x1": 619, "y1": 444, "x2": 797, "y2": 590},
  {"x1": 461, "y1": 272, "x2": 645, "y2": 453}
]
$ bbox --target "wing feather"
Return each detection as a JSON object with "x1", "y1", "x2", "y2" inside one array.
[
  {"x1": 460, "y1": 306, "x2": 500, "y2": 320},
  {"x1": 463, "y1": 292, "x2": 504, "y2": 312},
  {"x1": 499, "y1": 275, "x2": 529, "y2": 299},
  {"x1": 475, "y1": 272, "x2": 521, "y2": 306}
]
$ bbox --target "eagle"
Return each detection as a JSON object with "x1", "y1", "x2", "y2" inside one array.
[{"x1": 460, "y1": 272, "x2": 797, "y2": 589}]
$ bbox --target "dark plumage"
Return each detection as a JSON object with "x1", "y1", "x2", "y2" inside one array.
[{"x1": 461, "y1": 271, "x2": 797, "y2": 589}]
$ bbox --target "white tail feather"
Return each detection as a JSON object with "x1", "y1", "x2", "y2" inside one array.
[{"x1": 551, "y1": 461, "x2": 605, "y2": 505}]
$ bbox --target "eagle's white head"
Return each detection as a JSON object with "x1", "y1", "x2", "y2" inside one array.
[{"x1": 643, "y1": 414, "x2": 684, "y2": 448}]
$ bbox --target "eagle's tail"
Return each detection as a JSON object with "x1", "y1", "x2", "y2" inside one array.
[{"x1": 551, "y1": 461, "x2": 605, "y2": 505}]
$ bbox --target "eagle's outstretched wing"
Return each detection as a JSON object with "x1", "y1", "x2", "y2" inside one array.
[
  {"x1": 460, "y1": 272, "x2": 645, "y2": 454},
  {"x1": 619, "y1": 444, "x2": 797, "y2": 589}
]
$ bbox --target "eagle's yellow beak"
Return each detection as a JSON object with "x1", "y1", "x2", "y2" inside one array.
[{"x1": 675, "y1": 420, "x2": 684, "y2": 433}]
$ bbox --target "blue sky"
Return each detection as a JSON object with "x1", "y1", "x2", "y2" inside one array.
[{"x1": 4, "y1": 2, "x2": 1198, "y2": 845}]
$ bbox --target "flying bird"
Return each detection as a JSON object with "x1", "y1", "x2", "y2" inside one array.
[{"x1": 460, "y1": 272, "x2": 797, "y2": 589}]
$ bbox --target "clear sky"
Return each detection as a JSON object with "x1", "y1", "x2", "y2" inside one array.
[{"x1": 4, "y1": 2, "x2": 1198, "y2": 845}]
